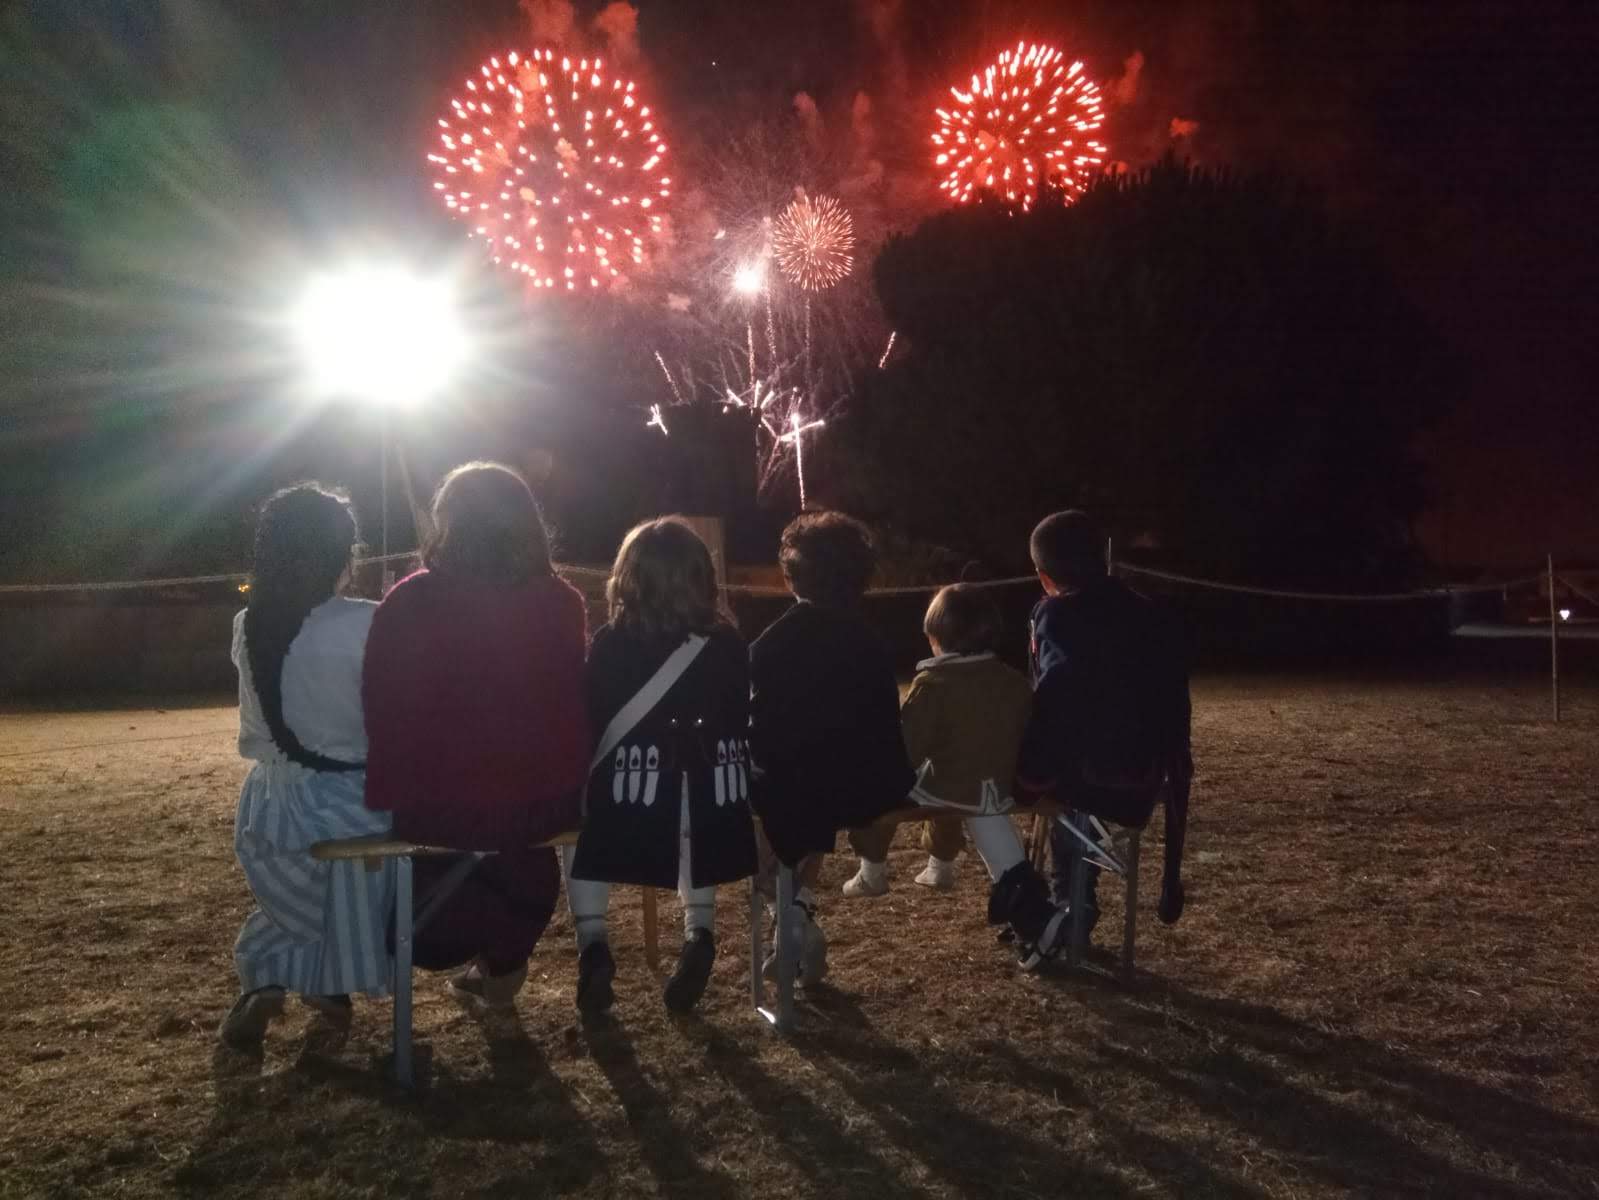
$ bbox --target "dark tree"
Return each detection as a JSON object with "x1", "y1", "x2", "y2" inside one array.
[{"x1": 837, "y1": 158, "x2": 1454, "y2": 587}]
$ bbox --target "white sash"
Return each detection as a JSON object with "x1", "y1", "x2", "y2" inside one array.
[{"x1": 589, "y1": 634, "x2": 709, "y2": 773}]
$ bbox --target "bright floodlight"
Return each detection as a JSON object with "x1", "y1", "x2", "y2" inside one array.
[
  {"x1": 732, "y1": 261, "x2": 766, "y2": 296},
  {"x1": 1559, "y1": 608, "x2": 1572, "y2": 621},
  {"x1": 293, "y1": 265, "x2": 468, "y2": 406}
]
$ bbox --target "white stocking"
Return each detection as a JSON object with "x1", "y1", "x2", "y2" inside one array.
[
  {"x1": 561, "y1": 844, "x2": 611, "y2": 950},
  {"x1": 965, "y1": 814, "x2": 1025, "y2": 882},
  {"x1": 678, "y1": 778, "x2": 716, "y2": 936}
]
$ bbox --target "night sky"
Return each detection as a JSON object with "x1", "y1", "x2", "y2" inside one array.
[{"x1": 2, "y1": 0, "x2": 1596, "y2": 573}]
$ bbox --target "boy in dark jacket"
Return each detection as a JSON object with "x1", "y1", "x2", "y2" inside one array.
[
  {"x1": 1014, "y1": 511, "x2": 1190, "y2": 935},
  {"x1": 749, "y1": 512, "x2": 917, "y2": 983}
]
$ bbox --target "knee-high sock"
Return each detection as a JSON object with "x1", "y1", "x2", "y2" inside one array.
[
  {"x1": 965, "y1": 814, "x2": 1025, "y2": 882},
  {"x1": 678, "y1": 779, "x2": 716, "y2": 936},
  {"x1": 560, "y1": 844, "x2": 611, "y2": 950}
]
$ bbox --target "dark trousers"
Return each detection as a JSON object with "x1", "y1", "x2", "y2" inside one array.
[
  {"x1": 1048, "y1": 817, "x2": 1101, "y2": 912},
  {"x1": 407, "y1": 847, "x2": 561, "y2": 975}
]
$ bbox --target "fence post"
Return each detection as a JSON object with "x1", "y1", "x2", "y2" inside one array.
[{"x1": 1548, "y1": 554, "x2": 1560, "y2": 723}]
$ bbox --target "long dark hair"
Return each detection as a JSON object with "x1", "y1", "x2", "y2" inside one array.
[
  {"x1": 607, "y1": 517, "x2": 727, "y2": 640},
  {"x1": 244, "y1": 483, "x2": 362, "y2": 772},
  {"x1": 422, "y1": 461, "x2": 554, "y2": 586}
]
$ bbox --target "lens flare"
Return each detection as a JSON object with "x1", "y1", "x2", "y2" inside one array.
[
  {"x1": 772, "y1": 193, "x2": 855, "y2": 291},
  {"x1": 427, "y1": 49, "x2": 672, "y2": 291},
  {"x1": 932, "y1": 41, "x2": 1108, "y2": 211}
]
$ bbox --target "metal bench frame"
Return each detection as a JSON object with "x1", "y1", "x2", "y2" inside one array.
[
  {"x1": 311, "y1": 832, "x2": 661, "y2": 1088},
  {"x1": 749, "y1": 804, "x2": 1143, "y2": 1033}
]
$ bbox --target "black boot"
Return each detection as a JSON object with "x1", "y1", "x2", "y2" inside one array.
[
  {"x1": 989, "y1": 862, "x2": 1070, "y2": 970},
  {"x1": 663, "y1": 928, "x2": 716, "y2": 1013},
  {"x1": 576, "y1": 941, "x2": 616, "y2": 1014}
]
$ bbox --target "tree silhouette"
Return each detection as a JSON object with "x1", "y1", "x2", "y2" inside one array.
[{"x1": 838, "y1": 157, "x2": 1454, "y2": 587}]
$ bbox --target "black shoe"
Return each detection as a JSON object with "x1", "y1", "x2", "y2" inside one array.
[
  {"x1": 576, "y1": 942, "x2": 616, "y2": 1014},
  {"x1": 663, "y1": 928, "x2": 716, "y2": 1013}
]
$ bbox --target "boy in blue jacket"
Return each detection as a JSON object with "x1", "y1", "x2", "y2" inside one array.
[{"x1": 1014, "y1": 511, "x2": 1190, "y2": 935}]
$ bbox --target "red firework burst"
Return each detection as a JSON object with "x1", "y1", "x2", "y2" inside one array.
[
  {"x1": 932, "y1": 42, "x2": 1108, "y2": 211},
  {"x1": 427, "y1": 49, "x2": 671, "y2": 291},
  {"x1": 772, "y1": 194, "x2": 856, "y2": 291}
]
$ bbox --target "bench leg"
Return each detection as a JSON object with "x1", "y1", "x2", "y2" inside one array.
[
  {"x1": 392, "y1": 853, "x2": 414, "y2": 1088},
  {"x1": 750, "y1": 876, "x2": 764, "y2": 1011},
  {"x1": 1067, "y1": 813, "x2": 1090, "y2": 969},
  {"x1": 643, "y1": 887, "x2": 660, "y2": 972},
  {"x1": 1121, "y1": 830, "x2": 1140, "y2": 984},
  {"x1": 774, "y1": 863, "x2": 796, "y2": 1032}
]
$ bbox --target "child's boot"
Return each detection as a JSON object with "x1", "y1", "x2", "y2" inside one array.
[
  {"x1": 914, "y1": 855, "x2": 958, "y2": 892},
  {"x1": 841, "y1": 858, "x2": 889, "y2": 898},
  {"x1": 664, "y1": 927, "x2": 716, "y2": 1013}
]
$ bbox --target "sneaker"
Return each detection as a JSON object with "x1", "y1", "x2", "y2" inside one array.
[
  {"x1": 450, "y1": 959, "x2": 528, "y2": 1009},
  {"x1": 799, "y1": 909, "x2": 828, "y2": 984},
  {"x1": 219, "y1": 986, "x2": 285, "y2": 1049},
  {"x1": 913, "y1": 857, "x2": 957, "y2": 892},
  {"x1": 1016, "y1": 907, "x2": 1070, "y2": 972},
  {"x1": 841, "y1": 863, "x2": 889, "y2": 898},
  {"x1": 575, "y1": 941, "x2": 616, "y2": 1015},
  {"x1": 663, "y1": 928, "x2": 716, "y2": 1013}
]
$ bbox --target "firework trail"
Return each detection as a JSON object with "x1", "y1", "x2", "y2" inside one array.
[
  {"x1": 878, "y1": 330, "x2": 897, "y2": 369},
  {"x1": 933, "y1": 42, "x2": 1107, "y2": 211},
  {"x1": 428, "y1": 49, "x2": 672, "y2": 290},
  {"x1": 654, "y1": 350, "x2": 686, "y2": 403},
  {"x1": 772, "y1": 194, "x2": 856, "y2": 291},
  {"x1": 779, "y1": 411, "x2": 826, "y2": 508}
]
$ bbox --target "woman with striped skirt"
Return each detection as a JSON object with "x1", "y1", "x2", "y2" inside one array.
[{"x1": 220, "y1": 483, "x2": 393, "y2": 1049}]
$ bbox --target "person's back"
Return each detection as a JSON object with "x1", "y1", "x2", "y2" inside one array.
[
  {"x1": 1024, "y1": 576, "x2": 1188, "y2": 804},
  {"x1": 363, "y1": 567, "x2": 588, "y2": 849},
  {"x1": 236, "y1": 596, "x2": 372, "y2": 768},
  {"x1": 904, "y1": 653, "x2": 1033, "y2": 812},
  {"x1": 362, "y1": 461, "x2": 590, "y2": 1008},
  {"x1": 750, "y1": 599, "x2": 911, "y2": 842}
]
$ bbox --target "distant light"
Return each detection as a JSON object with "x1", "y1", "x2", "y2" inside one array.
[
  {"x1": 1559, "y1": 608, "x2": 1571, "y2": 622},
  {"x1": 293, "y1": 265, "x2": 469, "y2": 407},
  {"x1": 732, "y1": 261, "x2": 766, "y2": 296},
  {"x1": 237, "y1": 582, "x2": 250, "y2": 594}
]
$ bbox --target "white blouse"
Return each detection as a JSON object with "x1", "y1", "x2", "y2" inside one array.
[{"x1": 232, "y1": 596, "x2": 376, "y2": 766}]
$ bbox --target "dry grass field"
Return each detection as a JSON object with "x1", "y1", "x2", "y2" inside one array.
[{"x1": 2, "y1": 673, "x2": 1597, "y2": 1199}]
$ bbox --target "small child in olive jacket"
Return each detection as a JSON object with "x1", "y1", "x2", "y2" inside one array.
[{"x1": 843, "y1": 584, "x2": 1069, "y2": 969}]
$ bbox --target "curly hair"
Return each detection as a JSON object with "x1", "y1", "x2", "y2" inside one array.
[
  {"x1": 423, "y1": 461, "x2": 553, "y2": 586},
  {"x1": 779, "y1": 510, "x2": 876, "y2": 606},
  {"x1": 244, "y1": 483, "x2": 362, "y2": 772},
  {"x1": 923, "y1": 583, "x2": 1005, "y2": 655},
  {"x1": 607, "y1": 517, "x2": 727, "y2": 640}
]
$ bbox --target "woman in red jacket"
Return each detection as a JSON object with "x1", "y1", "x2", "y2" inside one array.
[{"x1": 363, "y1": 461, "x2": 590, "y2": 1007}]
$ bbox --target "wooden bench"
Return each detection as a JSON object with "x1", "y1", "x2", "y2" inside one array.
[
  {"x1": 751, "y1": 803, "x2": 1144, "y2": 1033},
  {"x1": 310, "y1": 831, "x2": 659, "y2": 1087},
  {"x1": 315, "y1": 806, "x2": 1147, "y2": 1079}
]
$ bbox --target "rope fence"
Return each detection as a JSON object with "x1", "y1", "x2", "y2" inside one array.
[{"x1": 0, "y1": 557, "x2": 1547, "y2": 602}]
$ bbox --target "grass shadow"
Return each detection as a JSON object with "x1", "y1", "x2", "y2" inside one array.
[
  {"x1": 798, "y1": 987, "x2": 1143, "y2": 1199},
  {"x1": 582, "y1": 1017, "x2": 743, "y2": 1200},
  {"x1": 178, "y1": 1004, "x2": 603, "y2": 1197},
  {"x1": 1069, "y1": 977, "x2": 1599, "y2": 1198},
  {"x1": 683, "y1": 1020, "x2": 934, "y2": 1200}
]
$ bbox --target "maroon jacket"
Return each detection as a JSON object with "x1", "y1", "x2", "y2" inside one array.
[{"x1": 362, "y1": 568, "x2": 590, "y2": 851}]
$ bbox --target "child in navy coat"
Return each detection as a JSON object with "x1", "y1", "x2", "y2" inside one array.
[{"x1": 748, "y1": 512, "x2": 916, "y2": 982}]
